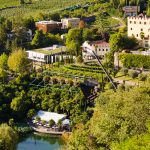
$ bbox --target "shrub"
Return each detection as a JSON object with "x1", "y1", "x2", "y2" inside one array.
[
  {"x1": 120, "y1": 68, "x2": 128, "y2": 75},
  {"x1": 105, "y1": 82, "x2": 114, "y2": 90},
  {"x1": 9, "y1": 118, "x2": 15, "y2": 127},
  {"x1": 49, "y1": 119, "x2": 55, "y2": 127},
  {"x1": 59, "y1": 78, "x2": 65, "y2": 85},
  {"x1": 128, "y1": 70, "x2": 138, "y2": 79},
  {"x1": 76, "y1": 55, "x2": 83, "y2": 63},
  {"x1": 41, "y1": 120, "x2": 46, "y2": 125},
  {"x1": 66, "y1": 79, "x2": 74, "y2": 86},
  {"x1": 146, "y1": 74, "x2": 150, "y2": 82},
  {"x1": 138, "y1": 73, "x2": 147, "y2": 81},
  {"x1": 51, "y1": 77, "x2": 58, "y2": 84},
  {"x1": 118, "y1": 84, "x2": 125, "y2": 91},
  {"x1": 36, "y1": 73, "x2": 42, "y2": 79},
  {"x1": 119, "y1": 53, "x2": 150, "y2": 69},
  {"x1": 43, "y1": 76, "x2": 50, "y2": 82}
]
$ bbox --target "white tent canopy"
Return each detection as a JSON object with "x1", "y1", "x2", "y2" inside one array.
[{"x1": 34, "y1": 110, "x2": 66, "y2": 124}]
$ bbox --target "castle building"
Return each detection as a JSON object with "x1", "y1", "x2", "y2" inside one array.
[{"x1": 127, "y1": 14, "x2": 150, "y2": 48}]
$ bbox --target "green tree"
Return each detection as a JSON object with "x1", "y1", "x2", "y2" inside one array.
[
  {"x1": 109, "y1": 32, "x2": 124, "y2": 53},
  {"x1": 90, "y1": 87, "x2": 150, "y2": 148},
  {"x1": 0, "y1": 124, "x2": 18, "y2": 150},
  {"x1": 31, "y1": 30, "x2": 44, "y2": 48},
  {"x1": 95, "y1": 14, "x2": 110, "y2": 34},
  {"x1": 82, "y1": 28, "x2": 94, "y2": 41},
  {"x1": 0, "y1": 53, "x2": 8, "y2": 82},
  {"x1": 0, "y1": 53, "x2": 8, "y2": 70},
  {"x1": 49, "y1": 119, "x2": 55, "y2": 127},
  {"x1": 0, "y1": 25, "x2": 7, "y2": 50},
  {"x1": 66, "y1": 28, "x2": 82, "y2": 56},
  {"x1": 23, "y1": 17, "x2": 35, "y2": 31},
  {"x1": 8, "y1": 49, "x2": 30, "y2": 74},
  {"x1": 20, "y1": 0, "x2": 25, "y2": 4},
  {"x1": 8, "y1": 118, "x2": 15, "y2": 127},
  {"x1": 111, "y1": 133, "x2": 150, "y2": 150},
  {"x1": 27, "y1": 109, "x2": 36, "y2": 119},
  {"x1": 31, "y1": 30, "x2": 62, "y2": 48}
]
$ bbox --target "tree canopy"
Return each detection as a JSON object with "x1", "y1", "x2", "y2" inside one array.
[
  {"x1": 0, "y1": 124, "x2": 18, "y2": 150},
  {"x1": 8, "y1": 48, "x2": 30, "y2": 74},
  {"x1": 68, "y1": 84, "x2": 150, "y2": 149}
]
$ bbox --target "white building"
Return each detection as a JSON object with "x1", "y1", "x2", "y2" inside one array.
[
  {"x1": 34, "y1": 110, "x2": 70, "y2": 125},
  {"x1": 27, "y1": 45, "x2": 66, "y2": 63},
  {"x1": 82, "y1": 41, "x2": 110, "y2": 60},
  {"x1": 61, "y1": 18, "x2": 80, "y2": 29},
  {"x1": 127, "y1": 14, "x2": 150, "y2": 48}
]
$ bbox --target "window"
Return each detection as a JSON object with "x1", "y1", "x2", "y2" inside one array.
[
  {"x1": 102, "y1": 49, "x2": 104, "y2": 51},
  {"x1": 134, "y1": 21, "x2": 136, "y2": 24},
  {"x1": 141, "y1": 28, "x2": 143, "y2": 31},
  {"x1": 136, "y1": 34, "x2": 138, "y2": 37},
  {"x1": 139, "y1": 21, "x2": 141, "y2": 24},
  {"x1": 130, "y1": 21, "x2": 132, "y2": 24},
  {"x1": 131, "y1": 28, "x2": 132, "y2": 30},
  {"x1": 144, "y1": 41, "x2": 149, "y2": 48},
  {"x1": 144, "y1": 22, "x2": 146, "y2": 25},
  {"x1": 106, "y1": 49, "x2": 108, "y2": 51}
]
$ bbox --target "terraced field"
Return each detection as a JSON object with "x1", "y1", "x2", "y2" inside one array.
[{"x1": 0, "y1": 0, "x2": 89, "y2": 19}]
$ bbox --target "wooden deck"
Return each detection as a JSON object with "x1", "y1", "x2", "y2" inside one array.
[{"x1": 32, "y1": 126, "x2": 69, "y2": 135}]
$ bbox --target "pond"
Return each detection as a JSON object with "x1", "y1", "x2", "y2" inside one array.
[{"x1": 17, "y1": 133, "x2": 63, "y2": 150}]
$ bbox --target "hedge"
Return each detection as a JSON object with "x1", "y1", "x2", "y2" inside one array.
[{"x1": 119, "y1": 53, "x2": 150, "y2": 69}]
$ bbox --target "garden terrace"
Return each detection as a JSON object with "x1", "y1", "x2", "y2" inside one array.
[{"x1": 47, "y1": 65, "x2": 107, "y2": 84}]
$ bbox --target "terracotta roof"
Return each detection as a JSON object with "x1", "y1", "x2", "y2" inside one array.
[
  {"x1": 123, "y1": 6, "x2": 139, "y2": 13},
  {"x1": 88, "y1": 41, "x2": 109, "y2": 47}
]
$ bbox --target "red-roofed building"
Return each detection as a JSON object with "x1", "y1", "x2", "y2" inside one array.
[
  {"x1": 82, "y1": 41, "x2": 110, "y2": 60},
  {"x1": 123, "y1": 6, "x2": 140, "y2": 17},
  {"x1": 36, "y1": 20, "x2": 62, "y2": 33}
]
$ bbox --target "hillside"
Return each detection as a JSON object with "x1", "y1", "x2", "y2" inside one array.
[
  {"x1": 0, "y1": 0, "x2": 89, "y2": 18},
  {"x1": 0, "y1": 0, "x2": 19, "y2": 8}
]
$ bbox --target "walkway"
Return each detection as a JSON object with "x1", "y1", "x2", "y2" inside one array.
[{"x1": 114, "y1": 78, "x2": 142, "y2": 86}]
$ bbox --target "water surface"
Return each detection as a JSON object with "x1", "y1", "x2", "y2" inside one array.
[{"x1": 17, "y1": 133, "x2": 63, "y2": 150}]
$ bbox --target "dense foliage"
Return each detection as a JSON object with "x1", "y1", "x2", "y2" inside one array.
[
  {"x1": 0, "y1": 124, "x2": 18, "y2": 150},
  {"x1": 67, "y1": 84, "x2": 150, "y2": 149},
  {"x1": 109, "y1": 32, "x2": 138, "y2": 53},
  {"x1": 119, "y1": 53, "x2": 150, "y2": 69}
]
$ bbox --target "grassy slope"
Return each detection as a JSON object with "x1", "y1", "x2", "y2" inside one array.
[
  {"x1": 0, "y1": 0, "x2": 89, "y2": 18},
  {"x1": 0, "y1": 0, "x2": 19, "y2": 8}
]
